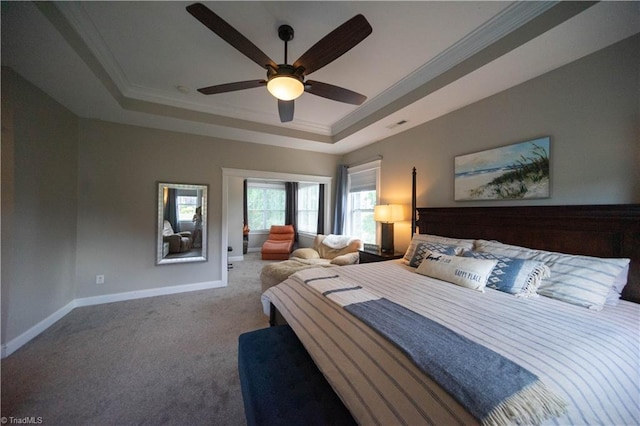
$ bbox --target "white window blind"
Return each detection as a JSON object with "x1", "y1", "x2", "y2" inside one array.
[{"x1": 348, "y1": 168, "x2": 377, "y2": 192}]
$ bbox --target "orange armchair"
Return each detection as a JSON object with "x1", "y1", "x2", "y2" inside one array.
[{"x1": 261, "y1": 225, "x2": 295, "y2": 260}]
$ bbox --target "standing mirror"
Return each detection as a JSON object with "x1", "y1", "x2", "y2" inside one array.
[{"x1": 157, "y1": 182, "x2": 208, "y2": 265}]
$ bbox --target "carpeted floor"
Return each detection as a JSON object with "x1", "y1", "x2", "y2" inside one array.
[{"x1": 1, "y1": 252, "x2": 272, "y2": 425}]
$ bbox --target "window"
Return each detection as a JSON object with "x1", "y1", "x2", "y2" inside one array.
[
  {"x1": 176, "y1": 194, "x2": 199, "y2": 221},
  {"x1": 297, "y1": 183, "x2": 320, "y2": 234},
  {"x1": 346, "y1": 162, "x2": 380, "y2": 244},
  {"x1": 247, "y1": 182, "x2": 285, "y2": 231}
]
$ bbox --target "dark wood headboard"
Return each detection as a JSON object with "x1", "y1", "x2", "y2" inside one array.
[{"x1": 415, "y1": 205, "x2": 640, "y2": 303}]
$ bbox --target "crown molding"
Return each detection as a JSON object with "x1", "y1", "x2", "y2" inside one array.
[
  {"x1": 331, "y1": 1, "x2": 557, "y2": 134},
  {"x1": 53, "y1": 2, "x2": 333, "y2": 135}
]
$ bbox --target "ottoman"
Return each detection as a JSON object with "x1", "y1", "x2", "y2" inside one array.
[
  {"x1": 260, "y1": 258, "x2": 333, "y2": 292},
  {"x1": 238, "y1": 325, "x2": 356, "y2": 426}
]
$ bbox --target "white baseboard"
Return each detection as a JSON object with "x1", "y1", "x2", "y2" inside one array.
[
  {"x1": 1, "y1": 280, "x2": 225, "y2": 359},
  {"x1": 74, "y1": 280, "x2": 224, "y2": 307},
  {"x1": 1, "y1": 300, "x2": 77, "y2": 359}
]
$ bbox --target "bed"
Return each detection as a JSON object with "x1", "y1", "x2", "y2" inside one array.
[{"x1": 262, "y1": 173, "x2": 639, "y2": 425}]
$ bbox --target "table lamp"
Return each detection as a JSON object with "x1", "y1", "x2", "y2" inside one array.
[{"x1": 374, "y1": 204, "x2": 404, "y2": 254}]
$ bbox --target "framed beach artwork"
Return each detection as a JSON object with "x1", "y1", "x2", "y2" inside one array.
[{"x1": 454, "y1": 137, "x2": 550, "y2": 201}]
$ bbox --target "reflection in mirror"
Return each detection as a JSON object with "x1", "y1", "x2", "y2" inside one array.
[{"x1": 157, "y1": 182, "x2": 208, "y2": 265}]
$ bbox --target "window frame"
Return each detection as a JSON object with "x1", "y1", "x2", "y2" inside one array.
[
  {"x1": 345, "y1": 160, "x2": 381, "y2": 246},
  {"x1": 297, "y1": 182, "x2": 320, "y2": 235},
  {"x1": 246, "y1": 181, "x2": 286, "y2": 232},
  {"x1": 176, "y1": 194, "x2": 199, "y2": 222}
]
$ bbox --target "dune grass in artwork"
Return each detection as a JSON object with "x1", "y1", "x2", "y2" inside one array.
[
  {"x1": 469, "y1": 144, "x2": 549, "y2": 199},
  {"x1": 454, "y1": 138, "x2": 550, "y2": 201}
]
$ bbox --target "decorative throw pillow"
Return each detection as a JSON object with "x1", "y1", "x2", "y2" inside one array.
[
  {"x1": 403, "y1": 234, "x2": 474, "y2": 263},
  {"x1": 475, "y1": 240, "x2": 630, "y2": 311},
  {"x1": 462, "y1": 251, "x2": 550, "y2": 297},
  {"x1": 330, "y1": 252, "x2": 360, "y2": 266},
  {"x1": 409, "y1": 242, "x2": 461, "y2": 267},
  {"x1": 290, "y1": 248, "x2": 320, "y2": 260},
  {"x1": 416, "y1": 250, "x2": 497, "y2": 292}
]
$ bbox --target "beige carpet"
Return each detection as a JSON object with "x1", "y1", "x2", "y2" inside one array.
[{"x1": 1, "y1": 252, "x2": 271, "y2": 425}]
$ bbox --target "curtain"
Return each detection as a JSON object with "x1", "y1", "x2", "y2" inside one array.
[
  {"x1": 242, "y1": 179, "x2": 249, "y2": 254},
  {"x1": 285, "y1": 182, "x2": 298, "y2": 241},
  {"x1": 243, "y1": 179, "x2": 248, "y2": 227},
  {"x1": 333, "y1": 165, "x2": 348, "y2": 234},
  {"x1": 317, "y1": 184, "x2": 325, "y2": 235},
  {"x1": 164, "y1": 188, "x2": 179, "y2": 231}
]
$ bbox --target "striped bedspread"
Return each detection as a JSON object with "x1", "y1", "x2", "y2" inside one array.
[{"x1": 263, "y1": 260, "x2": 640, "y2": 425}]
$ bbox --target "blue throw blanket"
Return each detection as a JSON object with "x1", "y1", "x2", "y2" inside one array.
[{"x1": 302, "y1": 274, "x2": 567, "y2": 426}]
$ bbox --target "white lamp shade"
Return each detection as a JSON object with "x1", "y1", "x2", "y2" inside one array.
[
  {"x1": 267, "y1": 76, "x2": 304, "y2": 101},
  {"x1": 374, "y1": 204, "x2": 404, "y2": 223}
]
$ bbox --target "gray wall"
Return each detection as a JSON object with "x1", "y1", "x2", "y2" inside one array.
[
  {"x1": 74, "y1": 119, "x2": 339, "y2": 299},
  {"x1": 1, "y1": 68, "x2": 339, "y2": 346},
  {"x1": 1, "y1": 68, "x2": 79, "y2": 343},
  {"x1": 343, "y1": 35, "x2": 640, "y2": 252}
]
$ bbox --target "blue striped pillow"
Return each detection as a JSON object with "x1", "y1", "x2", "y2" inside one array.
[
  {"x1": 409, "y1": 242, "x2": 460, "y2": 267},
  {"x1": 403, "y1": 234, "x2": 474, "y2": 263},
  {"x1": 475, "y1": 240, "x2": 629, "y2": 310},
  {"x1": 462, "y1": 251, "x2": 550, "y2": 297}
]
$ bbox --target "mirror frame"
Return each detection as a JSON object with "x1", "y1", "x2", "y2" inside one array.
[{"x1": 156, "y1": 182, "x2": 208, "y2": 265}]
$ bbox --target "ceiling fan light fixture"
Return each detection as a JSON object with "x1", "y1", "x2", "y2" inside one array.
[
  {"x1": 267, "y1": 75, "x2": 304, "y2": 101},
  {"x1": 186, "y1": 4, "x2": 372, "y2": 121}
]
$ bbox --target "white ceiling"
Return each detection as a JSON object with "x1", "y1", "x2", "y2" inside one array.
[{"x1": 2, "y1": 1, "x2": 639, "y2": 154}]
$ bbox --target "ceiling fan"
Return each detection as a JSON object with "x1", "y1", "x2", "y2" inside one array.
[{"x1": 186, "y1": 3, "x2": 372, "y2": 123}]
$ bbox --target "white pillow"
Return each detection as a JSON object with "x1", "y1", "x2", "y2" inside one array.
[
  {"x1": 403, "y1": 234, "x2": 474, "y2": 263},
  {"x1": 475, "y1": 240, "x2": 630, "y2": 311},
  {"x1": 606, "y1": 263, "x2": 630, "y2": 305},
  {"x1": 416, "y1": 250, "x2": 497, "y2": 292}
]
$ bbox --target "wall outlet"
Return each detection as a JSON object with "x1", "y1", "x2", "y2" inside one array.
[{"x1": 95, "y1": 275, "x2": 105, "y2": 284}]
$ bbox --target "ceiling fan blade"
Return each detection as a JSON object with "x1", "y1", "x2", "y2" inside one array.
[
  {"x1": 186, "y1": 3, "x2": 278, "y2": 70},
  {"x1": 305, "y1": 80, "x2": 366, "y2": 105},
  {"x1": 293, "y1": 14, "x2": 372, "y2": 76},
  {"x1": 197, "y1": 80, "x2": 266, "y2": 95},
  {"x1": 278, "y1": 100, "x2": 294, "y2": 122}
]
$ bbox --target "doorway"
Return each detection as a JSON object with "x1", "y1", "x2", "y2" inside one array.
[{"x1": 221, "y1": 168, "x2": 332, "y2": 285}]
